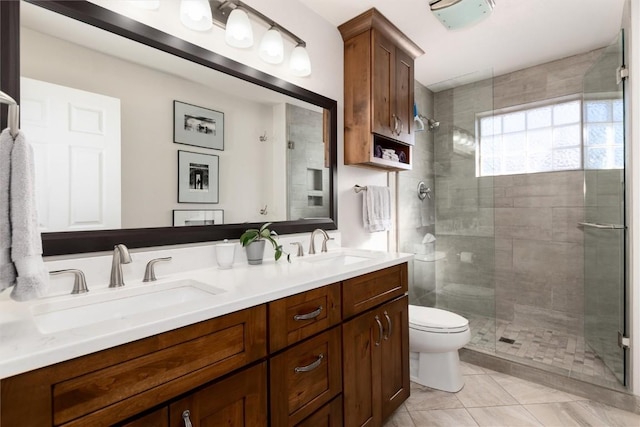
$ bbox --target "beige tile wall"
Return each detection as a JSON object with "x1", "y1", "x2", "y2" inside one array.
[{"x1": 432, "y1": 49, "x2": 608, "y2": 335}]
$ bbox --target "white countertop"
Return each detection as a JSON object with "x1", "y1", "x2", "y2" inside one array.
[{"x1": 0, "y1": 248, "x2": 412, "y2": 379}]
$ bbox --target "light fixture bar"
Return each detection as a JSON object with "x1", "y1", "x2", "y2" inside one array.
[{"x1": 209, "y1": 0, "x2": 306, "y2": 47}]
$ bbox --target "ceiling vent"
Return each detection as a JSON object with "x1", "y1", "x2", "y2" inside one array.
[{"x1": 429, "y1": 0, "x2": 495, "y2": 30}]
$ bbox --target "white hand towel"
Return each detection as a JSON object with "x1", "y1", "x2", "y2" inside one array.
[
  {"x1": 10, "y1": 130, "x2": 48, "y2": 301},
  {"x1": 362, "y1": 185, "x2": 391, "y2": 233},
  {"x1": 0, "y1": 129, "x2": 16, "y2": 291}
]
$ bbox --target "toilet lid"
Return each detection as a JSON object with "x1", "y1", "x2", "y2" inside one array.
[{"x1": 409, "y1": 305, "x2": 469, "y2": 333}]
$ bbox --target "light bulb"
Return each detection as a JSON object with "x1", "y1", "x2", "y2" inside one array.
[
  {"x1": 289, "y1": 44, "x2": 311, "y2": 77},
  {"x1": 225, "y1": 8, "x2": 253, "y2": 48},
  {"x1": 180, "y1": 0, "x2": 212, "y2": 31},
  {"x1": 259, "y1": 27, "x2": 284, "y2": 64}
]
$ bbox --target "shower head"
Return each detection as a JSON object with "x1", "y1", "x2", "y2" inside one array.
[{"x1": 414, "y1": 114, "x2": 439, "y2": 132}]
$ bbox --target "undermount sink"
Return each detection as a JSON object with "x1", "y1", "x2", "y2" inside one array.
[
  {"x1": 31, "y1": 279, "x2": 224, "y2": 334},
  {"x1": 301, "y1": 251, "x2": 374, "y2": 267}
]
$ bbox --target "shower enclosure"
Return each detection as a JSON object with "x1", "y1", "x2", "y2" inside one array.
[{"x1": 401, "y1": 33, "x2": 628, "y2": 390}]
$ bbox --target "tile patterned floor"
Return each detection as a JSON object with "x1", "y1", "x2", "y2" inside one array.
[
  {"x1": 466, "y1": 315, "x2": 622, "y2": 389},
  {"x1": 385, "y1": 362, "x2": 640, "y2": 427}
]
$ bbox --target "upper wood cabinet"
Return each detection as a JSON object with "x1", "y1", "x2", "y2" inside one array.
[{"x1": 339, "y1": 8, "x2": 424, "y2": 171}]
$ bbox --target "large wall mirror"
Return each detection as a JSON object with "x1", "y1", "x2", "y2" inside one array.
[{"x1": 1, "y1": 0, "x2": 337, "y2": 255}]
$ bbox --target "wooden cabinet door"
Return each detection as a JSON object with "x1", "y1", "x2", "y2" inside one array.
[
  {"x1": 342, "y1": 310, "x2": 382, "y2": 427},
  {"x1": 371, "y1": 29, "x2": 395, "y2": 140},
  {"x1": 169, "y1": 363, "x2": 267, "y2": 427},
  {"x1": 296, "y1": 396, "x2": 343, "y2": 427},
  {"x1": 394, "y1": 48, "x2": 415, "y2": 145},
  {"x1": 379, "y1": 296, "x2": 410, "y2": 420},
  {"x1": 119, "y1": 407, "x2": 168, "y2": 427},
  {"x1": 270, "y1": 327, "x2": 342, "y2": 426}
]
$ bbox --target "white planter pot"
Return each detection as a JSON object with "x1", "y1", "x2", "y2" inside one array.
[{"x1": 245, "y1": 240, "x2": 266, "y2": 265}]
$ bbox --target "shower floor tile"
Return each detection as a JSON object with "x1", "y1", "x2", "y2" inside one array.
[{"x1": 465, "y1": 315, "x2": 622, "y2": 390}]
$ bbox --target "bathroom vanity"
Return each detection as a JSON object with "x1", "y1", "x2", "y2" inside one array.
[{"x1": 0, "y1": 250, "x2": 411, "y2": 426}]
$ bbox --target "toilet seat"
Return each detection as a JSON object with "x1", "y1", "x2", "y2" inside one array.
[{"x1": 409, "y1": 305, "x2": 469, "y2": 334}]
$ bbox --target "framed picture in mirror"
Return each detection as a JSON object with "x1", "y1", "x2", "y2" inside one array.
[
  {"x1": 174, "y1": 100, "x2": 224, "y2": 150},
  {"x1": 173, "y1": 209, "x2": 224, "y2": 226},
  {"x1": 178, "y1": 150, "x2": 219, "y2": 203}
]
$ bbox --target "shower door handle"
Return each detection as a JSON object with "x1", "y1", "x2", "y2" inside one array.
[{"x1": 578, "y1": 222, "x2": 625, "y2": 230}]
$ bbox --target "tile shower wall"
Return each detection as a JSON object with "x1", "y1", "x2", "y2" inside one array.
[
  {"x1": 399, "y1": 82, "x2": 437, "y2": 306},
  {"x1": 286, "y1": 104, "x2": 330, "y2": 220},
  {"x1": 433, "y1": 49, "x2": 606, "y2": 334}
]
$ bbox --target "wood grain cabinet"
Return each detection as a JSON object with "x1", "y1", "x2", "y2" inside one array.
[
  {"x1": 270, "y1": 327, "x2": 342, "y2": 426},
  {"x1": 0, "y1": 264, "x2": 410, "y2": 427},
  {"x1": 342, "y1": 264, "x2": 410, "y2": 427},
  {"x1": 0, "y1": 305, "x2": 267, "y2": 426},
  {"x1": 169, "y1": 362, "x2": 267, "y2": 427},
  {"x1": 339, "y1": 8, "x2": 424, "y2": 171}
]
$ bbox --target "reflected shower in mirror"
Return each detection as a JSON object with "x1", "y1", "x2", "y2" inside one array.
[{"x1": 20, "y1": 1, "x2": 331, "y2": 233}]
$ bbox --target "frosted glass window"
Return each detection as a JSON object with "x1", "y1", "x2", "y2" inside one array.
[
  {"x1": 528, "y1": 152, "x2": 553, "y2": 172},
  {"x1": 527, "y1": 106, "x2": 552, "y2": 129},
  {"x1": 477, "y1": 99, "x2": 583, "y2": 176},
  {"x1": 553, "y1": 101, "x2": 580, "y2": 125},
  {"x1": 585, "y1": 101, "x2": 611, "y2": 122},
  {"x1": 503, "y1": 112, "x2": 525, "y2": 133},
  {"x1": 584, "y1": 99, "x2": 623, "y2": 170},
  {"x1": 480, "y1": 116, "x2": 501, "y2": 136},
  {"x1": 503, "y1": 132, "x2": 526, "y2": 152},
  {"x1": 553, "y1": 125, "x2": 580, "y2": 148},
  {"x1": 553, "y1": 148, "x2": 581, "y2": 170},
  {"x1": 613, "y1": 100, "x2": 623, "y2": 122},
  {"x1": 528, "y1": 129, "x2": 552, "y2": 151}
]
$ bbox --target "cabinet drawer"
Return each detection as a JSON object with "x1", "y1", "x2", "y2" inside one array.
[
  {"x1": 296, "y1": 395, "x2": 343, "y2": 427},
  {"x1": 269, "y1": 283, "x2": 341, "y2": 352},
  {"x1": 270, "y1": 326, "x2": 342, "y2": 426},
  {"x1": 9, "y1": 305, "x2": 268, "y2": 427},
  {"x1": 342, "y1": 263, "x2": 408, "y2": 319},
  {"x1": 169, "y1": 362, "x2": 267, "y2": 427}
]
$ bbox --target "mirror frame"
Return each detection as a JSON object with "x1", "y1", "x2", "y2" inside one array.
[{"x1": 1, "y1": 0, "x2": 338, "y2": 256}]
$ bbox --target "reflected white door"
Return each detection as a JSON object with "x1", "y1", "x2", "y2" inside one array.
[{"x1": 20, "y1": 77, "x2": 121, "y2": 232}]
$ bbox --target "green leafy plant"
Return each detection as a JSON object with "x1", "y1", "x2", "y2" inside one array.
[{"x1": 240, "y1": 222, "x2": 290, "y2": 262}]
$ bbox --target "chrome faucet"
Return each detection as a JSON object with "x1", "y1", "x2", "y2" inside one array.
[
  {"x1": 109, "y1": 244, "x2": 132, "y2": 287},
  {"x1": 143, "y1": 257, "x2": 172, "y2": 282},
  {"x1": 49, "y1": 269, "x2": 89, "y2": 294},
  {"x1": 308, "y1": 229, "x2": 331, "y2": 255}
]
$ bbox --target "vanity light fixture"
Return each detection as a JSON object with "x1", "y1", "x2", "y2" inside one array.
[
  {"x1": 180, "y1": 0, "x2": 213, "y2": 31},
  {"x1": 259, "y1": 26, "x2": 284, "y2": 64},
  {"x1": 429, "y1": 0, "x2": 495, "y2": 30},
  {"x1": 289, "y1": 43, "x2": 311, "y2": 77},
  {"x1": 210, "y1": 0, "x2": 312, "y2": 76},
  {"x1": 224, "y1": 7, "x2": 253, "y2": 47}
]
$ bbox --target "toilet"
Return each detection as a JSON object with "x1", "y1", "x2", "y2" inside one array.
[{"x1": 409, "y1": 305, "x2": 470, "y2": 392}]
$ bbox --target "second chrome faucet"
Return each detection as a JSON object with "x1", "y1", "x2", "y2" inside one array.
[{"x1": 109, "y1": 244, "x2": 132, "y2": 288}]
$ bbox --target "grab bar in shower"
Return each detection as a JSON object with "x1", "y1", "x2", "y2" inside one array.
[{"x1": 578, "y1": 222, "x2": 626, "y2": 230}]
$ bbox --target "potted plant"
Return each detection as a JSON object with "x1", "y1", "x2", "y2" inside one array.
[{"x1": 240, "y1": 222, "x2": 290, "y2": 265}]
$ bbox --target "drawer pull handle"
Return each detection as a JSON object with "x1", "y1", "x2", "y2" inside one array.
[
  {"x1": 384, "y1": 311, "x2": 392, "y2": 340},
  {"x1": 294, "y1": 305, "x2": 323, "y2": 321},
  {"x1": 294, "y1": 353, "x2": 324, "y2": 373},
  {"x1": 375, "y1": 315, "x2": 383, "y2": 346},
  {"x1": 182, "y1": 410, "x2": 193, "y2": 427}
]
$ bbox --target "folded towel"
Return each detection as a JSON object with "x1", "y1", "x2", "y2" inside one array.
[
  {"x1": 9, "y1": 130, "x2": 48, "y2": 301},
  {"x1": 0, "y1": 129, "x2": 16, "y2": 291},
  {"x1": 362, "y1": 185, "x2": 391, "y2": 233}
]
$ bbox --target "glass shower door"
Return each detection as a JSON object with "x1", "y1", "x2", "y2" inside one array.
[{"x1": 582, "y1": 30, "x2": 626, "y2": 385}]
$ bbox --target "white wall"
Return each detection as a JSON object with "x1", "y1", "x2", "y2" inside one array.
[
  {"x1": 22, "y1": 27, "x2": 280, "y2": 227},
  {"x1": 88, "y1": 0, "x2": 391, "y2": 250}
]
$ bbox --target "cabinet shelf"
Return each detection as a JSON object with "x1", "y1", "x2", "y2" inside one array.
[{"x1": 340, "y1": 8, "x2": 423, "y2": 172}]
